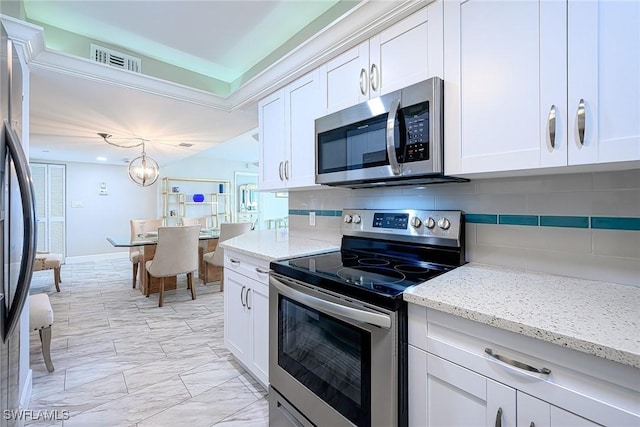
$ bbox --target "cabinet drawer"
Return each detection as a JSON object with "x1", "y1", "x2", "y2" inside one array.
[
  {"x1": 419, "y1": 307, "x2": 639, "y2": 426},
  {"x1": 224, "y1": 250, "x2": 270, "y2": 284}
]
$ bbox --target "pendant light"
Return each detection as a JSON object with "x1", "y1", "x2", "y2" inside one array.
[{"x1": 98, "y1": 133, "x2": 159, "y2": 187}]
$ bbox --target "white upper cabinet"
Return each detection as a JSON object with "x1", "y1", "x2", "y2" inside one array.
[
  {"x1": 322, "y1": 1, "x2": 444, "y2": 114},
  {"x1": 567, "y1": 1, "x2": 640, "y2": 165},
  {"x1": 258, "y1": 69, "x2": 322, "y2": 191},
  {"x1": 445, "y1": 0, "x2": 639, "y2": 175}
]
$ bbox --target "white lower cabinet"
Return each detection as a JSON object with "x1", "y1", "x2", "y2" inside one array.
[
  {"x1": 223, "y1": 250, "x2": 270, "y2": 389},
  {"x1": 408, "y1": 304, "x2": 639, "y2": 427}
]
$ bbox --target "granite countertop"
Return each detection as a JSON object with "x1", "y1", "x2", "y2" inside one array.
[
  {"x1": 220, "y1": 229, "x2": 340, "y2": 261},
  {"x1": 404, "y1": 263, "x2": 640, "y2": 368}
]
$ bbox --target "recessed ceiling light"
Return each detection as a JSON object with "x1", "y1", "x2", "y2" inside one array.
[{"x1": 96, "y1": 156, "x2": 108, "y2": 161}]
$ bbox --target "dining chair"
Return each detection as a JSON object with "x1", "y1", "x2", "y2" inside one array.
[
  {"x1": 203, "y1": 222, "x2": 253, "y2": 290},
  {"x1": 145, "y1": 225, "x2": 200, "y2": 307},
  {"x1": 129, "y1": 218, "x2": 164, "y2": 288},
  {"x1": 181, "y1": 216, "x2": 208, "y2": 229}
]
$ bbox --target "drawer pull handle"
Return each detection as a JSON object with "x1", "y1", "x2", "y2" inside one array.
[
  {"x1": 495, "y1": 407, "x2": 502, "y2": 427},
  {"x1": 485, "y1": 348, "x2": 551, "y2": 375},
  {"x1": 530, "y1": 422, "x2": 535, "y2": 427},
  {"x1": 240, "y1": 285, "x2": 246, "y2": 307},
  {"x1": 255, "y1": 268, "x2": 269, "y2": 274},
  {"x1": 229, "y1": 259, "x2": 240, "y2": 264},
  {"x1": 246, "y1": 288, "x2": 251, "y2": 310}
]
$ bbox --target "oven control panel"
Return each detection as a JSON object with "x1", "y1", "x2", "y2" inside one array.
[{"x1": 342, "y1": 209, "x2": 464, "y2": 247}]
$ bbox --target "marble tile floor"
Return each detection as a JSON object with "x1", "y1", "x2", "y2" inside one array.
[{"x1": 27, "y1": 258, "x2": 268, "y2": 427}]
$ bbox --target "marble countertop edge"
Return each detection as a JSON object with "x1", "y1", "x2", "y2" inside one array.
[{"x1": 404, "y1": 271, "x2": 640, "y2": 369}]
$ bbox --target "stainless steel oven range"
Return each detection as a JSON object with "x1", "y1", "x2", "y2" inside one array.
[{"x1": 269, "y1": 209, "x2": 466, "y2": 427}]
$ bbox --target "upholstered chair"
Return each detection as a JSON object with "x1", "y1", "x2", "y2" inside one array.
[
  {"x1": 129, "y1": 218, "x2": 164, "y2": 288},
  {"x1": 181, "y1": 216, "x2": 208, "y2": 229},
  {"x1": 203, "y1": 222, "x2": 252, "y2": 290},
  {"x1": 145, "y1": 225, "x2": 200, "y2": 307}
]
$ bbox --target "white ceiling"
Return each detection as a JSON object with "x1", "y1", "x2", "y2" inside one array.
[{"x1": 13, "y1": 0, "x2": 357, "y2": 166}]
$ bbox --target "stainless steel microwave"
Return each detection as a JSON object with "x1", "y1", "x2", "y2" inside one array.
[{"x1": 315, "y1": 77, "x2": 466, "y2": 188}]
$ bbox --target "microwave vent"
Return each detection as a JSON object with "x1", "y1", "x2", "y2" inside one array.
[{"x1": 90, "y1": 44, "x2": 141, "y2": 73}]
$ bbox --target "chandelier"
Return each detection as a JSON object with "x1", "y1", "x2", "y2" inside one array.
[{"x1": 98, "y1": 133, "x2": 160, "y2": 187}]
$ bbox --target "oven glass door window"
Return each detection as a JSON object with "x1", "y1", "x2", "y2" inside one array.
[{"x1": 278, "y1": 295, "x2": 371, "y2": 426}]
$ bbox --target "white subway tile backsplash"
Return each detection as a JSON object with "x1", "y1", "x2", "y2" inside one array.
[
  {"x1": 592, "y1": 230, "x2": 640, "y2": 259},
  {"x1": 474, "y1": 173, "x2": 593, "y2": 194},
  {"x1": 475, "y1": 224, "x2": 592, "y2": 254},
  {"x1": 465, "y1": 243, "x2": 529, "y2": 270},
  {"x1": 436, "y1": 193, "x2": 526, "y2": 213},
  {"x1": 593, "y1": 169, "x2": 640, "y2": 190},
  {"x1": 591, "y1": 190, "x2": 640, "y2": 216},
  {"x1": 526, "y1": 191, "x2": 594, "y2": 215},
  {"x1": 524, "y1": 249, "x2": 640, "y2": 286}
]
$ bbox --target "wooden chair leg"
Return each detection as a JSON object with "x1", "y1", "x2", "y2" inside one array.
[
  {"x1": 132, "y1": 262, "x2": 139, "y2": 288},
  {"x1": 53, "y1": 267, "x2": 61, "y2": 292},
  {"x1": 188, "y1": 272, "x2": 196, "y2": 300},
  {"x1": 204, "y1": 263, "x2": 209, "y2": 285},
  {"x1": 159, "y1": 277, "x2": 165, "y2": 307},
  {"x1": 39, "y1": 326, "x2": 55, "y2": 372},
  {"x1": 220, "y1": 269, "x2": 224, "y2": 292},
  {"x1": 145, "y1": 272, "x2": 151, "y2": 297}
]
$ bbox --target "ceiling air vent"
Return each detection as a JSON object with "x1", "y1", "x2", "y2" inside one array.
[{"x1": 90, "y1": 44, "x2": 141, "y2": 73}]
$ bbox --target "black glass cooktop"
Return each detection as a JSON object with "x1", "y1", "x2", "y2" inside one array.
[{"x1": 270, "y1": 249, "x2": 453, "y2": 310}]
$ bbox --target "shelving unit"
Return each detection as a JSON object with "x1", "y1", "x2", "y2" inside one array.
[{"x1": 162, "y1": 177, "x2": 232, "y2": 229}]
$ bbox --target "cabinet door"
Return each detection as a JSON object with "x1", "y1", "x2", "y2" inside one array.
[
  {"x1": 426, "y1": 353, "x2": 516, "y2": 427},
  {"x1": 258, "y1": 89, "x2": 287, "y2": 191},
  {"x1": 453, "y1": 0, "x2": 546, "y2": 174},
  {"x1": 323, "y1": 41, "x2": 370, "y2": 114},
  {"x1": 567, "y1": 0, "x2": 640, "y2": 165},
  {"x1": 223, "y1": 269, "x2": 249, "y2": 364},
  {"x1": 285, "y1": 69, "x2": 322, "y2": 189},
  {"x1": 518, "y1": 391, "x2": 601, "y2": 427},
  {"x1": 248, "y1": 280, "x2": 269, "y2": 388},
  {"x1": 370, "y1": 1, "x2": 443, "y2": 97}
]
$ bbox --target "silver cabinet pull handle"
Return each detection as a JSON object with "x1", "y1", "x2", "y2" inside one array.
[
  {"x1": 359, "y1": 68, "x2": 367, "y2": 95},
  {"x1": 278, "y1": 161, "x2": 284, "y2": 181},
  {"x1": 255, "y1": 267, "x2": 269, "y2": 274},
  {"x1": 530, "y1": 422, "x2": 535, "y2": 427},
  {"x1": 548, "y1": 105, "x2": 556, "y2": 149},
  {"x1": 485, "y1": 348, "x2": 551, "y2": 375},
  {"x1": 240, "y1": 285, "x2": 246, "y2": 307},
  {"x1": 577, "y1": 98, "x2": 586, "y2": 146},
  {"x1": 284, "y1": 160, "x2": 289, "y2": 180},
  {"x1": 246, "y1": 288, "x2": 251, "y2": 309},
  {"x1": 495, "y1": 407, "x2": 503, "y2": 427},
  {"x1": 370, "y1": 63, "x2": 379, "y2": 92},
  {"x1": 229, "y1": 258, "x2": 240, "y2": 264},
  {"x1": 386, "y1": 98, "x2": 402, "y2": 175}
]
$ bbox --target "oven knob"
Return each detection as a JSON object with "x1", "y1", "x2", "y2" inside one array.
[
  {"x1": 410, "y1": 217, "x2": 422, "y2": 228},
  {"x1": 352, "y1": 214, "x2": 362, "y2": 224},
  {"x1": 425, "y1": 217, "x2": 436, "y2": 229},
  {"x1": 343, "y1": 214, "x2": 353, "y2": 224},
  {"x1": 438, "y1": 217, "x2": 451, "y2": 230}
]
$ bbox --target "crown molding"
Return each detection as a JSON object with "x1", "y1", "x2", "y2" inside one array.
[{"x1": 3, "y1": 1, "x2": 430, "y2": 113}]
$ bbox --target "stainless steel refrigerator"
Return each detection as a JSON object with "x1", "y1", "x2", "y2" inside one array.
[{"x1": 0, "y1": 21, "x2": 38, "y2": 426}]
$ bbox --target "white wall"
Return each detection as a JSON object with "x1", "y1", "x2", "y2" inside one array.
[
  {"x1": 45, "y1": 161, "x2": 158, "y2": 258},
  {"x1": 289, "y1": 169, "x2": 640, "y2": 287}
]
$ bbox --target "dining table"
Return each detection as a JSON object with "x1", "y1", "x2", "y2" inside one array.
[{"x1": 107, "y1": 228, "x2": 221, "y2": 296}]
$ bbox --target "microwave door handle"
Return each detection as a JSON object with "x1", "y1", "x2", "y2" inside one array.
[
  {"x1": 386, "y1": 98, "x2": 402, "y2": 176},
  {"x1": 270, "y1": 276, "x2": 392, "y2": 329},
  {"x1": 2, "y1": 121, "x2": 38, "y2": 342}
]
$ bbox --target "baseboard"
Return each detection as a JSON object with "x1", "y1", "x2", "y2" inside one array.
[{"x1": 65, "y1": 252, "x2": 128, "y2": 264}]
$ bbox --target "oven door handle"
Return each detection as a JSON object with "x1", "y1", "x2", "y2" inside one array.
[{"x1": 270, "y1": 276, "x2": 392, "y2": 329}]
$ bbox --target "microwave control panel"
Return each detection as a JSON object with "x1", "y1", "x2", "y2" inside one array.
[{"x1": 402, "y1": 102, "x2": 430, "y2": 162}]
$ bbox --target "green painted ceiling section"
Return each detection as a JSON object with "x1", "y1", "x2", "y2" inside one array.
[{"x1": 19, "y1": 0, "x2": 359, "y2": 97}]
